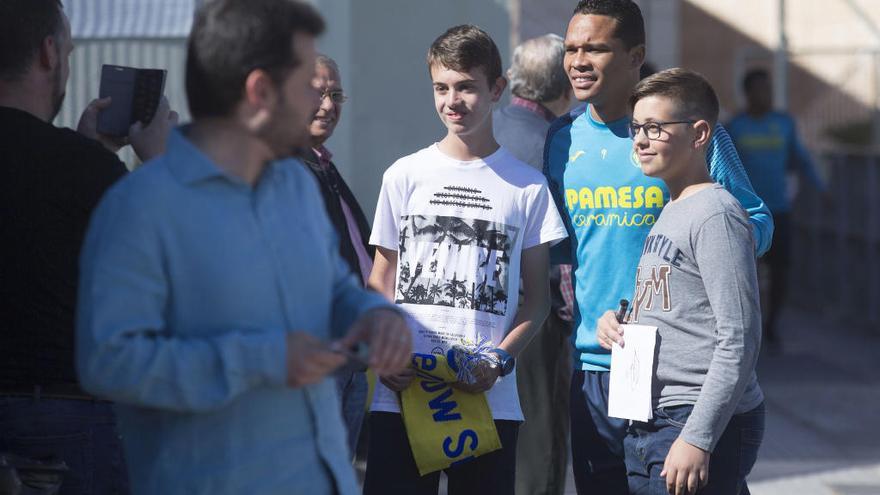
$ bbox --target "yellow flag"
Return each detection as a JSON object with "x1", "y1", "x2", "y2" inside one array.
[{"x1": 400, "y1": 353, "x2": 502, "y2": 476}]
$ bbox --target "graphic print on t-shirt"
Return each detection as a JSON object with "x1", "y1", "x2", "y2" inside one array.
[
  {"x1": 396, "y1": 214, "x2": 519, "y2": 316},
  {"x1": 630, "y1": 232, "x2": 684, "y2": 322},
  {"x1": 429, "y1": 185, "x2": 493, "y2": 211}
]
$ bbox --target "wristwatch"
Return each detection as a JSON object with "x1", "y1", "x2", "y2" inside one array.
[{"x1": 489, "y1": 348, "x2": 515, "y2": 377}]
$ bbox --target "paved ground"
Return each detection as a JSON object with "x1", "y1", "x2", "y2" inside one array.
[
  {"x1": 560, "y1": 308, "x2": 880, "y2": 495},
  {"x1": 745, "y1": 309, "x2": 880, "y2": 495},
  {"x1": 359, "y1": 307, "x2": 880, "y2": 494}
]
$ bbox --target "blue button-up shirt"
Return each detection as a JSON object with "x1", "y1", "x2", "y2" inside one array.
[{"x1": 76, "y1": 128, "x2": 389, "y2": 494}]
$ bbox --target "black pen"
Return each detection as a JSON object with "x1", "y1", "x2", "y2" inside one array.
[{"x1": 615, "y1": 299, "x2": 629, "y2": 324}]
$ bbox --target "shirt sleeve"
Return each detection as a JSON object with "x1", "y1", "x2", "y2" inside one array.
[
  {"x1": 706, "y1": 124, "x2": 775, "y2": 257},
  {"x1": 522, "y1": 180, "x2": 568, "y2": 249},
  {"x1": 680, "y1": 211, "x2": 762, "y2": 452},
  {"x1": 542, "y1": 121, "x2": 574, "y2": 265},
  {"x1": 786, "y1": 116, "x2": 826, "y2": 191},
  {"x1": 76, "y1": 183, "x2": 288, "y2": 413},
  {"x1": 369, "y1": 166, "x2": 404, "y2": 251}
]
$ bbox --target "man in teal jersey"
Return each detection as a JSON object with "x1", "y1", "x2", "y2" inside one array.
[
  {"x1": 542, "y1": 1, "x2": 773, "y2": 494},
  {"x1": 727, "y1": 68, "x2": 826, "y2": 349}
]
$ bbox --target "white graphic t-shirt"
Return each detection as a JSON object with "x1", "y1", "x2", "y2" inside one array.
[{"x1": 369, "y1": 144, "x2": 568, "y2": 420}]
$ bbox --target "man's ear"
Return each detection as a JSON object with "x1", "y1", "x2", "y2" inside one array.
[
  {"x1": 693, "y1": 120, "x2": 712, "y2": 149},
  {"x1": 242, "y1": 69, "x2": 277, "y2": 129},
  {"x1": 629, "y1": 44, "x2": 646, "y2": 70},
  {"x1": 38, "y1": 35, "x2": 59, "y2": 72},
  {"x1": 244, "y1": 69, "x2": 277, "y2": 109},
  {"x1": 491, "y1": 76, "x2": 508, "y2": 102}
]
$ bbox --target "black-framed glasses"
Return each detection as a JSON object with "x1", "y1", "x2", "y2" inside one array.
[
  {"x1": 628, "y1": 120, "x2": 695, "y2": 140},
  {"x1": 320, "y1": 89, "x2": 348, "y2": 104}
]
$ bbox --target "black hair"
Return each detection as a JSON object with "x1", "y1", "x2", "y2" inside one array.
[
  {"x1": 572, "y1": 0, "x2": 645, "y2": 49},
  {"x1": 742, "y1": 68, "x2": 770, "y2": 93},
  {"x1": 185, "y1": 0, "x2": 325, "y2": 119},
  {"x1": 0, "y1": 0, "x2": 64, "y2": 81}
]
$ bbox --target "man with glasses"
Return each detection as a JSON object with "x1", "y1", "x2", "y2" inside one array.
[
  {"x1": 302, "y1": 54, "x2": 374, "y2": 458},
  {"x1": 542, "y1": 1, "x2": 773, "y2": 493}
]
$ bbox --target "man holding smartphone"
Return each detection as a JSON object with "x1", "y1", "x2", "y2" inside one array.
[{"x1": 0, "y1": 1, "x2": 176, "y2": 493}]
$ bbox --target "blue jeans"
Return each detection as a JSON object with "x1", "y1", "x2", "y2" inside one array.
[
  {"x1": 0, "y1": 396, "x2": 129, "y2": 494},
  {"x1": 569, "y1": 370, "x2": 629, "y2": 495},
  {"x1": 624, "y1": 403, "x2": 765, "y2": 494},
  {"x1": 334, "y1": 370, "x2": 367, "y2": 459}
]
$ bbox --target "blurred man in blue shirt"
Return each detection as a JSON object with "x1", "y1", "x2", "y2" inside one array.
[
  {"x1": 727, "y1": 68, "x2": 826, "y2": 349},
  {"x1": 75, "y1": 1, "x2": 412, "y2": 494}
]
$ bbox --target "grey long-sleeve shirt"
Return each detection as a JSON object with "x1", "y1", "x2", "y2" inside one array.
[{"x1": 630, "y1": 184, "x2": 764, "y2": 452}]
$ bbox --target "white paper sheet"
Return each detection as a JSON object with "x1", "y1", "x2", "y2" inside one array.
[{"x1": 608, "y1": 324, "x2": 658, "y2": 422}]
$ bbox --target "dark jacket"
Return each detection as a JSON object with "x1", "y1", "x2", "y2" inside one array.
[
  {"x1": 0, "y1": 106, "x2": 127, "y2": 387},
  {"x1": 302, "y1": 150, "x2": 374, "y2": 281}
]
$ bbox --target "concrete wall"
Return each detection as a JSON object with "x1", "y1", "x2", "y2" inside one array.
[
  {"x1": 515, "y1": 0, "x2": 682, "y2": 69},
  {"x1": 681, "y1": 0, "x2": 880, "y2": 150},
  {"x1": 312, "y1": 0, "x2": 512, "y2": 220},
  {"x1": 311, "y1": 0, "x2": 689, "y2": 217}
]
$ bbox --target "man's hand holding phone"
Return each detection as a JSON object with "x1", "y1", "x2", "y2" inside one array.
[{"x1": 77, "y1": 95, "x2": 177, "y2": 161}]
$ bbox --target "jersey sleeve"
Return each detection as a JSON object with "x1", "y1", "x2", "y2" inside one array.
[
  {"x1": 542, "y1": 115, "x2": 577, "y2": 264},
  {"x1": 706, "y1": 124, "x2": 775, "y2": 257},
  {"x1": 786, "y1": 116, "x2": 826, "y2": 191}
]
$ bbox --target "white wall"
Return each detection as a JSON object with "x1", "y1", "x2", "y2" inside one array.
[
  {"x1": 312, "y1": 0, "x2": 512, "y2": 220},
  {"x1": 636, "y1": 0, "x2": 681, "y2": 70}
]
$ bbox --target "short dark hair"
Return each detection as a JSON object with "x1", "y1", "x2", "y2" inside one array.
[
  {"x1": 630, "y1": 68, "x2": 720, "y2": 126},
  {"x1": 0, "y1": 0, "x2": 64, "y2": 81},
  {"x1": 742, "y1": 68, "x2": 770, "y2": 93},
  {"x1": 427, "y1": 25, "x2": 503, "y2": 84},
  {"x1": 573, "y1": 0, "x2": 645, "y2": 50},
  {"x1": 185, "y1": 0, "x2": 325, "y2": 119}
]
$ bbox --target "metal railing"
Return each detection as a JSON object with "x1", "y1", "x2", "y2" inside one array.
[{"x1": 790, "y1": 152, "x2": 880, "y2": 327}]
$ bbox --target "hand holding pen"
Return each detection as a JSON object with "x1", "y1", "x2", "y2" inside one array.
[{"x1": 596, "y1": 298, "x2": 629, "y2": 350}]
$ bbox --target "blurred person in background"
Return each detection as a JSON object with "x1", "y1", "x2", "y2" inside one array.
[
  {"x1": 727, "y1": 68, "x2": 827, "y2": 352},
  {"x1": 302, "y1": 54, "x2": 373, "y2": 458},
  {"x1": 492, "y1": 33, "x2": 574, "y2": 495},
  {"x1": 0, "y1": 0, "x2": 174, "y2": 492}
]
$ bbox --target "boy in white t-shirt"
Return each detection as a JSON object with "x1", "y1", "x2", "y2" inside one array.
[{"x1": 363, "y1": 24, "x2": 568, "y2": 495}]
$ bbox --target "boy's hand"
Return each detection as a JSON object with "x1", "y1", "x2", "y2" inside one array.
[
  {"x1": 596, "y1": 310, "x2": 625, "y2": 350},
  {"x1": 453, "y1": 358, "x2": 501, "y2": 394},
  {"x1": 379, "y1": 367, "x2": 416, "y2": 391},
  {"x1": 661, "y1": 437, "x2": 709, "y2": 495}
]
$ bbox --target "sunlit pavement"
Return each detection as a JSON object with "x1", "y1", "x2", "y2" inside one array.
[
  {"x1": 562, "y1": 308, "x2": 880, "y2": 495},
  {"x1": 358, "y1": 308, "x2": 880, "y2": 495},
  {"x1": 745, "y1": 309, "x2": 880, "y2": 495}
]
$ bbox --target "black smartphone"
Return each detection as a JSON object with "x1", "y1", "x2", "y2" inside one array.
[{"x1": 96, "y1": 64, "x2": 167, "y2": 137}]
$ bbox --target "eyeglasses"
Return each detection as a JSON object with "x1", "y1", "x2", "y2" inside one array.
[
  {"x1": 628, "y1": 120, "x2": 695, "y2": 140},
  {"x1": 320, "y1": 89, "x2": 348, "y2": 104}
]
